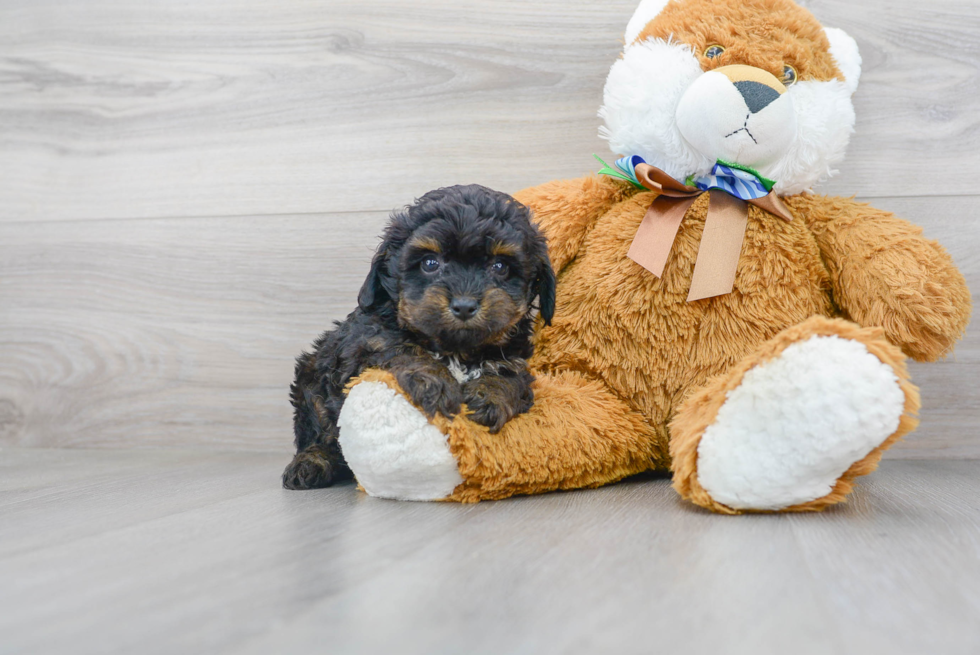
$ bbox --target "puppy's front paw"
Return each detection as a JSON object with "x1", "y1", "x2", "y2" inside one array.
[
  {"x1": 465, "y1": 395, "x2": 511, "y2": 433},
  {"x1": 396, "y1": 364, "x2": 462, "y2": 419},
  {"x1": 282, "y1": 447, "x2": 350, "y2": 490},
  {"x1": 463, "y1": 374, "x2": 533, "y2": 433}
]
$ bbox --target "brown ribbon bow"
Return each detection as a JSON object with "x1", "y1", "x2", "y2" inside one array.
[{"x1": 626, "y1": 163, "x2": 794, "y2": 302}]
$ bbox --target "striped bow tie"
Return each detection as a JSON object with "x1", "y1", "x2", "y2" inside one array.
[
  {"x1": 596, "y1": 155, "x2": 793, "y2": 301},
  {"x1": 603, "y1": 156, "x2": 776, "y2": 201},
  {"x1": 693, "y1": 161, "x2": 775, "y2": 200}
]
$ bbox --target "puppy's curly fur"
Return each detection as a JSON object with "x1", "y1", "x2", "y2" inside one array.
[{"x1": 282, "y1": 185, "x2": 556, "y2": 490}]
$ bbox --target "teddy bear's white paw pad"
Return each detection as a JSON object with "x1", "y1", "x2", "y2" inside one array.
[
  {"x1": 338, "y1": 381, "x2": 463, "y2": 501},
  {"x1": 696, "y1": 335, "x2": 905, "y2": 510}
]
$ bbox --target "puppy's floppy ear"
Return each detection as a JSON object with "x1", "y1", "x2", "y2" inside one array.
[
  {"x1": 533, "y1": 246, "x2": 556, "y2": 326},
  {"x1": 357, "y1": 247, "x2": 390, "y2": 311}
]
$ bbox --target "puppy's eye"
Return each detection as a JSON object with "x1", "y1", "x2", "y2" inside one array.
[
  {"x1": 490, "y1": 261, "x2": 508, "y2": 276},
  {"x1": 420, "y1": 257, "x2": 440, "y2": 273},
  {"x1": 782, "y1": 65, "x2": 798, "y2": 86},
  {"x1": 704, "y1": 45, "x2": 725, "y2": 59}
]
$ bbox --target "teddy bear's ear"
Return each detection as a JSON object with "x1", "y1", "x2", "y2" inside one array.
[
  {"x1": 624, "y1": 0, "x2": 671, "y2": 48},
  {"x1": 824, "y1": 27, "x2": 862, "y2": 95}
]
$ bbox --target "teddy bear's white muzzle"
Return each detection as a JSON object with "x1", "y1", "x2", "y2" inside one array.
[{"x1": 676, "y1": 68, "x2": 796, "y2": 170}]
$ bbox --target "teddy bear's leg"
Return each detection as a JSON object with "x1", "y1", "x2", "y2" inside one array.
[
  {"x1": 670, "y1": 316, "x2": 920, "y2": 514},
  {"x1": 338, "y1": 369, "x2": 665, "y2": 502}
]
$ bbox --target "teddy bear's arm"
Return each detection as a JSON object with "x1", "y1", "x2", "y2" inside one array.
[
  {"x1": 514, "y1": 175, "x2": 635, "y2": 273},
  {"x1": 790, "y1": 194, "x2": 971, "y2": 362}
]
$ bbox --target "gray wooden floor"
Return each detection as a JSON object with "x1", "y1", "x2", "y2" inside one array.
[{"x1": 1, "y1": 449, "x2": 978, "y2": 655}]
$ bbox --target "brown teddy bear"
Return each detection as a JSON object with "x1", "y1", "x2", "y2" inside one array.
[{"x1": 335, "y1": 0, "x2": 971, "y2": 513}]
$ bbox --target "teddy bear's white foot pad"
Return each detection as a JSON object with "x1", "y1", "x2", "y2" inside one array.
[
  {"x1": 338, "y1": 381, "x2": 463, "y2": 501},
  {"x1": 696, "y1": 335, "x2": 905, "y2": 510}
]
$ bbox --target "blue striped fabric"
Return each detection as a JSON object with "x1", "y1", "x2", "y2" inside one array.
[
  {"x1": 611, "y1": 157, "x2": 772, "y2": 201},
  {"x1": 693, "y1": 163, "x2": 770, "y2": 200},
  {"x1": 614, "y1": 155, "x2": 647, "y2": 187}
]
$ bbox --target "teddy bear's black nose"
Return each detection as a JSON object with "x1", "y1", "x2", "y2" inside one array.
[
  {"x1": 450, "y1": 297, "x2": 480, "y2": 321},
  {"x1": 734, "y1": 80, "x2": 781, "y2": 113}
]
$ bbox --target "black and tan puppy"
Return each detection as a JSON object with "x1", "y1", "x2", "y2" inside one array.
[{"x1": 283, "y1": 184, "x2": 556, "y2": 490}]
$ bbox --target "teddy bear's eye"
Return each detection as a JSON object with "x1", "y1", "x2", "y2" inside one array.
[
  {"x1": 704, "y1": 45, "x2": 726, "y2": 59},
  {"x1": 782, "y1": 65, "x2": 798, "y2": 86}
]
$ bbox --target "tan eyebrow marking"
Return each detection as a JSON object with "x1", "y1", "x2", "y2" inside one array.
[
  {"x1": 409, "y1": 237, "x2": 441, "y2": 253},
  {"x1": 490, "y1": 241, "x2": 520, "y2": 257}
]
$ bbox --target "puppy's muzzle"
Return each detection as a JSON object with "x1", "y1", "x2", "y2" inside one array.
[{"x1": 449, "y1": 296, "x2": 480, "y2": 322}]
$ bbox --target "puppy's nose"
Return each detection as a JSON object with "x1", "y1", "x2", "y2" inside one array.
[{"x1": 449, "y1": 297, "x2": 480, "y2": 321}]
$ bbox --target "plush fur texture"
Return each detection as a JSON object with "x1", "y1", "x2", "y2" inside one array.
[
  {"x1": 695, "y1": 332, "x2": 906, "y2": 510},
  {"x1": 795, "y1": 195, "x2": 971, "y2": 361},
  {"x1": 670, "y1": 317, "x2": 921, "y2": 514},
  {"x1": 624, "y1": 0, "x2": 671, "y2": 47},
  {"x1": 602, "y1": 0, "x2": 860, "y2": 194},
  {"x1": 282, "y1": 184, "x2": 555, "y2": 490},
  {"x1": 337, "y1": 0, "x2": 970, "y2": 512},
  {"x1": 633, "y1": 0, "x2": 843, "y2": 81},
  {"x1": 823, "y1": 27, "x2": 862, "y2": 94},
  {"x1": 339, "y1": 367, "x2": 664, "y2": 503},
  {"x1": 339, "y1": 373, "x2": 464, "y2": 501}
]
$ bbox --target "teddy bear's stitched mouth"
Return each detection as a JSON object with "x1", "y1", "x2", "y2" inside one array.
[{"x1": 724, "y1": 114, "x2": 758, "y2": 144}]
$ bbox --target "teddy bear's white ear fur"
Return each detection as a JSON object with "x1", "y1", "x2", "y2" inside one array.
[
  {"x1": 624, "y1": 0, "x2": 671, "y2": 47},
  {"x1": 824, "y1": 27, "x2": 862, "y2": 95}
]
